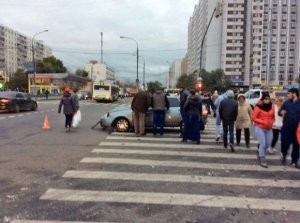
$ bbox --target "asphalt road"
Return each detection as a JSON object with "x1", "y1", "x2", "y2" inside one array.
[{"x1": 1, "y1": 98, "x2": 300, "y2": 223}]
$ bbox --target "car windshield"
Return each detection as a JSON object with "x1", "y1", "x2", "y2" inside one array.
[
  {"x1": 0, "y1": 91, "x2": 17, "y2": 98},
  {"x1": 168, "y1": 97, "x2": 180, "y2": 107}
]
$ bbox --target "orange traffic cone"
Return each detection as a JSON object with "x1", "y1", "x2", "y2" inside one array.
[{"x1": 42, "y1": 115, "x2": 51, "y2": 129}]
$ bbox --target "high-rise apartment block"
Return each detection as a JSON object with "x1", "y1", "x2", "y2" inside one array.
[
  {"x1": 187, "y1": 0, "x2": 300, "y2": 87},
  {"x1": 0, "y1": 25, "x2": 52, "y2": 80}
]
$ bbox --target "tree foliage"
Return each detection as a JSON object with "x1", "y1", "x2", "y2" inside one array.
[
  {"x1": 36, "y1": 56, "x2": 67, "y2": 73},
  {"x1": 75, "y1": 69, "x2": 89, "y2": 77},
  {"x1": 147, "y1": 81, "x2": 163, "y2": 93},
  {"x1": 200, "y1": 69, "x2": 232, "y2": 92},
  {"x1": 7, "y1": 69, "x2": 28, "y2": 92},
  {"x1": 176, "y1": 73, "x2": 197, "y2": 90}
]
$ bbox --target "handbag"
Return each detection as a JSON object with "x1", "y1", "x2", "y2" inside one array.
[{"x1": 297, "y1": 122, "x2": 300, "y2": 145}]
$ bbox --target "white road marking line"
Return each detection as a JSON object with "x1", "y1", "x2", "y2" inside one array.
[
  {"x1": 91, "y1": 148, "x2": 281, "y2": 160},
  {"x1": 80, "y1": 157, "x2": 298, "y2": 172},
  {"x1": 40, "y1": 188, "x2": 300, "y2": 211},
  {"x1": 11, "y1": 221, "x2": 119, "y2": 223},
  {"x1": 105, "y1": 136, "x2": 259, "y2": 144},
  {"x1": 0, "y1": 117, "x2": 5, "y2": 120},
  {"x1": 99, "y1": 141, "x2": 258, "y2": 151},
  {"x1": 63, "y1": 170, "x2": 300, "y2": 188},
  {"x1": 8, "y1": 115, "x2": 16, "y2": 118}
]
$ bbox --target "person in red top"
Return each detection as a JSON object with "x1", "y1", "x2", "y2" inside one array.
[{"x1": 252, "y1": 92, "x2": 275, "y2": 168}]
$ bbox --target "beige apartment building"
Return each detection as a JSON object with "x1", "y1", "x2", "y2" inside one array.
[
  {"x1": 187, "y1": 0, "x2": 300, "y2": 88},
  {"x1": 84, "y1": 61, "x2": 116, "y2": 82},
  {"x1": 0, "y1": 25, "x2": 52, "y2": 80}
]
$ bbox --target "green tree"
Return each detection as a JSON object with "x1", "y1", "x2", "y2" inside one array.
[
  {"x1": 37, "y1": 56, "x2": 67, "y2": 73},
  {"x1": 147, "y1": 81, "x2": 163, "y2": 93},
  {"x1": 176, "y1": 73, "x2": 197, "y2": 90},
  {"x1": 200, "y1": 69, "x2": 231, "y2": 93},
  {"x1": 7, "y1": 69, "x2": 28, "y2": 92},
  {"x1": 75, "y1": 69, "x2": 89, "y2": 77}
]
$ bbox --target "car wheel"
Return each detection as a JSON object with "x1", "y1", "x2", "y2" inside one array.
[
  {"x1": 114, "y1": 118, "x2": 130, "y2": 132},
  {"x1": 14, "y1": 104, "x2": 20, "y2": 113},
  {"x1": 31, "y1": 103, "x2": 38, "y2": 111}
]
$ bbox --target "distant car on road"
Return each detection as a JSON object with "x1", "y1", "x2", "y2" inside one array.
[
  {"x1": 99, "y1": 96, "x2": 208, "y2": 132},
  {"x1": 78, "y1": 91, "x2": 92, "y2": 100},
  {"x1": 0, "y1": 91, "x2": 38, "y2": 113}
]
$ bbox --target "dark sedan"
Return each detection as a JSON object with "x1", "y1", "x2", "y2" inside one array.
[{"x1": 0, "y1": 91, "x2": 38, "y2": 113}]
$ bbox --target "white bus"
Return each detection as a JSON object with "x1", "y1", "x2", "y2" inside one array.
[
  {"x1": 92, "y1": 81, "x2": 119, "y2": 102},
  {"x1": 165, "y1": 88, "x2": 180, "y2": 96}
]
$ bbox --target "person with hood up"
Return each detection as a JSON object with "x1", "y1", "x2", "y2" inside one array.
[
  {"x1": 252, "y1": 92, "x2": 275, "y2": 168},
  {"x1": 219, "y1": 90, "x2": 238, "y2": 152},
  {"x1": 179, "y1": 86, "x2": 190, "y2": 136},
  {"x1": 182, "y1": 90, "x2": 202, "y2": 144},
  {"x1": 151, "y1": 89, "x2": 170, "y2": 136},
  {"x1": 58, "y1": 88, "x2": 76, "y2": 132},
  {"x1": 235, "y1": 94, "x2": 252, "y2": 148}
]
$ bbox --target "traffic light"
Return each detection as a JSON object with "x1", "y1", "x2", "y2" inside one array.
[
  {"x1": 195, "y1": 77, "x2": 204, "y2": 90},
  {"x1": 0, "y1": 82, "x2": 4, "y2": 90},
  {"x1": 215, "y1": 1, "x2": 223, "y2": 18},
  {"x1": 196, "y1": 82, "x2": 203, "y2": 89}
]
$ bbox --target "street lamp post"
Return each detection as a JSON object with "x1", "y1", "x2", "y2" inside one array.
[
  {"x1": 120, "y1": 36, "x2": 139, "y2": 91},
  {"x1": 139, "y1": 55, "x2": 145, "y2": 90},
  {"x1": 199, "y1": 1, "x2": 223, "y2": 77},
  {"x1": 32, "y1": 29, "x2": 48, "y2": 99}
]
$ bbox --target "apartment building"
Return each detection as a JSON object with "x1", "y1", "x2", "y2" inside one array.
[
  {"x1": 187, "y1": 0, "x2": 300, "y2": 87},
  {"x1": 0, "y1": 25, "x2": 52, "y2": 79},
  {"x1": 84, "y1": 61, "x2": 115, "y2": 82}
]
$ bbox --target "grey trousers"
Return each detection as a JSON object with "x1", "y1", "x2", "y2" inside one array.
[{"x1": 133, "y1": 111, "x2": 145, "y2": 134}]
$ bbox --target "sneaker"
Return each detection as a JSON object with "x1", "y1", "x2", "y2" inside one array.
[
  {"x1": 267, "y1": 147, "x2": 274, "y2": 154},
  {"x1": 229, "y1": 143, "x2": 235, "y2": 153},
  {"x1": 216, "y1": 136, "x2": 221, "y2": 142},
  {"x1": 246, "y1": 143, "x2": 250, "y2": 148},
  {"x1": 181, "y1": 139, "x2": 187, "y2": 143},
  {"x1": 291, "y1": 162, "x2": 300, "y2": 169},
  {"x1": 280, "y1": 154, "x2": 286, "y2": 165},
  {"x1": 259, "y1": 157, "x2": 268, "y2": 168}
]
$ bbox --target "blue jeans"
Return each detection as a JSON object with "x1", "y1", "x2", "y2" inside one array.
[
  {"x1": 153, "y1": 110, "x2": 165, "y2": 135},
  {"x1": 255, "y1": 126, "x2": 273, "y2": 157},
  {"x1": 222, "y1": 121, "x2": 234, "y2": 148}
]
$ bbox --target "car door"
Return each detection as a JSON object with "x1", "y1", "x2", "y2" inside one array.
[{"x1": 15, "y1": 93, "x2": 27, "y2": 110}]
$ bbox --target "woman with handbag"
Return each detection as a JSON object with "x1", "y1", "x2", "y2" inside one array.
[{"x1": 58, "y1": 88, "x2": 76, "y2": 132}]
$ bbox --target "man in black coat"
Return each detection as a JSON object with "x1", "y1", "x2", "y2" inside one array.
[{"x1": 219, "y1": 90, "x2": 238, "y2": 152}]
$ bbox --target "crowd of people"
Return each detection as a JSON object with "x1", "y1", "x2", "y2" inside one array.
[{"x1": 58, "y1": 86, "x2": 300, "y2": 169}]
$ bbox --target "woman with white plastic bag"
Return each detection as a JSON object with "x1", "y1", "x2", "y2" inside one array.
[{"x1": 71, "y1": 88, "x2": 81, "y2": 128}]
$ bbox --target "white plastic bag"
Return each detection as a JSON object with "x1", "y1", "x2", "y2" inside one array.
[{"x1": 72, "y1": 110, "x2": 81, "y2": 128}]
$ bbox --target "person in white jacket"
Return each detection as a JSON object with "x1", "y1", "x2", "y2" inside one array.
[{"x1": 268, "y1": 96, "x2": 284, "y2": 154}]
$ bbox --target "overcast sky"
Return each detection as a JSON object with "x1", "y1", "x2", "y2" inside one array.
[{"x1": 1, "y1": 0, "x2": 198, "y2": 85}]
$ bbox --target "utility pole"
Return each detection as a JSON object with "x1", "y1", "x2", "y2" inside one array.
[{"x1": 199, "y1": 1, "x2": 223, "y2": 78}]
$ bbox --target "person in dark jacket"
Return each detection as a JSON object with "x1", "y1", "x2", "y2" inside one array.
[
  {"x1": 179, "y1": 86, "x2": 190, "y2": 136},
  {"x1": 279, "y1": 88, "x2": 300, "y2": 168},
  {"x1": 58, "y1": 88, "x2": 76, "y2": 132},
  {"x1": 182, "y1": 90, "x2": 202, "y2": 144},
  {"x1": 151, "y1": 89, "x2": 170, "y2": 136},
  {"x1": 131, "y1": 90, "x2": 151, "y2": 136},
  {"x1": 219, "y1": 90, "x2": 238, "y2": 152}
]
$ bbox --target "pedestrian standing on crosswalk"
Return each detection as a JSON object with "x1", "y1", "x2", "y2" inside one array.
[
  {"x1": 179, "y1": 86, "x2": 190, "y2": 136},
  {"x1": 268, "y1": 96, "x2": 284, "y2": 154},
  {"x1": 235, "y1": 94, "x2": 252, "y2": 148},
  {"x1": 252, "y1": 92, "x2": 275, "y2": 168},
  {"x1": 182, "y1": 90, "x2": 202, "y2": 144},
  {"x1": 219, "y1": 90, "x2": 238, "y2": 152},
  {"x1": 151, "y1": 89, "x2": 170, "y2": 136}
]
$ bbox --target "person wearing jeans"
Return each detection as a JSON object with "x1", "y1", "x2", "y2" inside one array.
[
  {"x1": 151, "y1": 89, "x2": 169, "y2": 135},
  {"x1": 219, "y1": 90, "x2": 238, "y2": 152},
  {"x1": 252, "y1": 92, "x2": 275, "y2": 168}
]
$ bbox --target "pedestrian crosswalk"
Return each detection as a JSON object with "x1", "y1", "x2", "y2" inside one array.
[{"x1": 16, "y1": 117, "x2": 300, "y2": 222}]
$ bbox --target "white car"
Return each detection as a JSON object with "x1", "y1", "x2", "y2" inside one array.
[{"x1": 244, "y1": 89, "x2": 268, "y2": 108}]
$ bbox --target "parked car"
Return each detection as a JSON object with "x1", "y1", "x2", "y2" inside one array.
[
  {"x1": 0, "y1": 91, "x2": 38, "y2": 113},
  {"x1": 78, "y1": 91, "x2": 92, "y2": 100},
  {"x1": 100, "y1": 96, "x2": 208, "y2": 132},
  {"x1": 244, "y1": 89, "x2": 268, "y2": 108}
]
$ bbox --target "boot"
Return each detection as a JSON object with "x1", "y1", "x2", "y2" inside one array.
[{"x1": 259, "y1": 157, "x2": 268, "y2": 168}]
